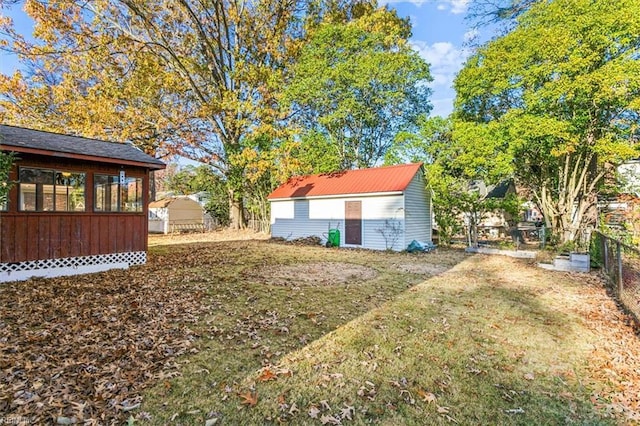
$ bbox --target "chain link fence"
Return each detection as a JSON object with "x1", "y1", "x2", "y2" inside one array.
[{"x1": 592, "y1": 230, "x2": 640, "y2": 323}]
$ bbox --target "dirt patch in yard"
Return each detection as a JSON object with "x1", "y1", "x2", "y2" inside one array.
[{"x1": 251, "y1": 262, "x2": 378, "y2": 287}]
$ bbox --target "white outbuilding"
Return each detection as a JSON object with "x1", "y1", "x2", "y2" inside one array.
[
  {"x1": 267, "y1": 163, "x2": 432, "y2": 251},
  {"x1": 148, "y1": 196, "x2": 205, "y2": 234}
]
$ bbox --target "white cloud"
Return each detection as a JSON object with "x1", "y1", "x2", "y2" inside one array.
[
  {"x1": 411, "y1": 40, "x2": 471, "y2": 89},
  {"x1": 408, "y1": 14, "x2": 419, "y2": 29},
  {"x1": 379, "y1": 0, "x2": 469, "y2": 13},
  {"x1": 447, "y1": 0, "x2": 471, "y2": 14},
  {"x1": 463, "y1": 28, "x2": 479, "y2": 44},
  {"x1": 430, "y1": 97, "x2": 455, "y2": 118},
  {"x1": 378, "y1": 0, "x2": 427, "y2": 6},
  {"x1": 412, "y1": 40, "x2": 473, "y2": 117}
]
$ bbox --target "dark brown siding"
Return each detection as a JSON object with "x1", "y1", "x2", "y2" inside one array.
[
  {"x1": 1, "y1": 216, "x2": 17, "y2": 262},
  {"x1": 0, "y1": 213, "x2": 148, "y2": 263},
  {"x1": 0, "y1": 154, "x2": 151, "y2": 264}
]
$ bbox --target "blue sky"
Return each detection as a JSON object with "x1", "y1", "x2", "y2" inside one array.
[
  {"x1": 381, "y1": 0, "x2": 481, "y2": 117},
  {"x1": 0, "y1": 0, "x2": 482, "y2": 117}
]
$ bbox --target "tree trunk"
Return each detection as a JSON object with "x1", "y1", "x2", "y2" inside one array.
[
  {"x1": 228, "y1": 188, "x2": 244, "y2": 229},
  {"x1": 532, "y1": 149, "x2": 602, "y2": 248},
  {"x1": 149, "y1": 171, "x2": 157, "y2": 202}
]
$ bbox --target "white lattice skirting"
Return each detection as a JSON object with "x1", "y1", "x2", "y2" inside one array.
[{"x1": 0, "y1": 251, "x2": 147, "y2": 283}]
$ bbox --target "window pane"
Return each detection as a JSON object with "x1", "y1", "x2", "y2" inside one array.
[
  {"x1": 135, "y1": 178, "x2": 143, "y2": 212},
  {"x1": 122, "y1": 177, "x2": 143, "y2": 212},
  {"x1": 94, "y1": 175, "x2": 107, "y2": 211},
  {"x1": 18, "y1": 168, "x2": 56, "y2": 211},
  {"x1": 19, "y1": 183, "x2": 37, "y2": 211},
  {"x1": 0, "y1": 182, "x2": 7, "y2": 211},
  {"x1": 109, "y1": 180, "x2": 119, "y2": 211},
  {"x1": 94, "y1": 175, "x2": 120, "y2": 212},
  {"x1": 42, "y1": 184, "x2": 55, "y2": 211},
  {"x1": 19, "y1": 168, "x2": 54, "y2": 184},
  {"x1": 55, "y1": 171, "x2": 86, "y2": 211}
]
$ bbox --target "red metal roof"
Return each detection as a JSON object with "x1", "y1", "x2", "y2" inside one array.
[{"x1": 268, "y1": 163, "x2": 424, "y2": 200}]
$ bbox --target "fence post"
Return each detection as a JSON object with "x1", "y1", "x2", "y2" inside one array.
[
  {"x1": 603, "y1": 235, "x2": 609, "y2": 274},
  {"x1": 616, "y1": 241, "x2": 623, "y2": 296}
]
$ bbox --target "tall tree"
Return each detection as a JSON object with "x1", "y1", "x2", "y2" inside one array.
[
  {"x1": 285, "y1": 7, "x2": 432, "y2": 169},
  {"x1": 1, "y1": 0, "x2": 364, "y2": 228},
  {"x1": 0, "y1": 51, "x2": 190, "y2": 157},
  {"x1": 454, "y1": 0, "x2": 640, "y2": 247},
  {"x1": 386, "y1": 117, "x2": 518, "y2": 246},
  {"x1": 466, "y1": 0, "x2": 537, "y2": 29}
]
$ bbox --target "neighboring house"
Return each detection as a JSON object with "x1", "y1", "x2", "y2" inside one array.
[
  {"x1": 481, "y1": 180, "x2": 518, "y2": 231},
  {"x1": 149, "y1": 196, "x2": 205, "y2": 234},
  {"x1": 597, "y1": 160, "x2": 640, "y2": 244},
  {"x1": 467, "y1": 179, "x2": 517, "y2": 238},
  {"x1": 0, "y1": 124, "x2": 165, "y2": 282},
  {"x1": 267, "y1": 163, "x2": 432, "y2": 251},
  {"x1": 618, "y1": 159, "x2": 640, "y2": 196}
]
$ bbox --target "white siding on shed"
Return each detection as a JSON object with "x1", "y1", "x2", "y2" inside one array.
[
  {"x1": 403, "y1": 171, "x2": 432, "y2": 247},
  {"x1": 308, "y1": 198, "x2": 344, "y2": 220},
  {"x1": 270, "y1": 199, "x2": 332, "y2": 242},
  {"x1": 270, "y1": 200, "x2": 294, "y2": 223},
  {"x1": 270, "y1": 194, "x2": 406, "y2": 250},
  {"x1": 269, "y1": 164, "x2": 432, "y2": 252},
  {"x1": 356, "y1": 195, "x2": 405, "y2": 251}
]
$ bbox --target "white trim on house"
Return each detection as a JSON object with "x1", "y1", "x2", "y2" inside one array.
[{"x1": 0, "y1": 251, "x2": 146, "y2": 283}]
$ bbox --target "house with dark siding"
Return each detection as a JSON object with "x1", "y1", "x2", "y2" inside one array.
[{"x1": 0, "y1": 124, "x2": 165, "y2": 282}]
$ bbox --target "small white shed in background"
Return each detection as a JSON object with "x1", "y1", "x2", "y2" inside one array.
[
  {"x1": 267, "y1": 163, "x2": 432, "y2": 251},
  {"x1": 149, "y1": 196, "x2": 205, "y2": 234}
]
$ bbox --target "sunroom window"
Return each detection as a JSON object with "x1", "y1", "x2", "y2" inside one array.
[
  {"x1": 19, "y1": 167, "x2": 85, "y2": 212},
  {"x1": 94, "y1": 174, "x2": 143, "y2": 212}
]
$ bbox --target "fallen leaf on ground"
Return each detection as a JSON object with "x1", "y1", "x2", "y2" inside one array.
[
  {"x1": 239, "y1": 391, "x2": 258, "y2": 407},
  {"x1": 437, "y1": 405, "x2": 450, "y2": 414},
  {"x1": 417, "y1": 389, "x2": 437, "y2": 403},
  {"x1": 320, "y1": 414, "x2": 341, "y2": 425},
  {"x1": 258, "y1": 368, "x2": 277, "y2": 382},
  {"x1": 308, "y1": 405, "x2": 320, "y2": 419}
]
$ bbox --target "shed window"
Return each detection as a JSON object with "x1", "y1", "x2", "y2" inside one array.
[
  {"x1": 19, "y1": 167, "x2": 85, "y2": 212},
  {"x1": 94, "y1": 174, "x2": 143, "y2": 212}
]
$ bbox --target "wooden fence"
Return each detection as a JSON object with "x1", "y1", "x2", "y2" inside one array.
[{"x1": 247, "y1": 219, "x2": 270, "y2": 234}]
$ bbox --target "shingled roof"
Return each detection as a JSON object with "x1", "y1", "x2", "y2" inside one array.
[
  {"x1": 0, "y1": 124, "x2": 165, "y2": 169},
  {"x1": 268, "y1": 163, "x2": 423, "y2": 200}
]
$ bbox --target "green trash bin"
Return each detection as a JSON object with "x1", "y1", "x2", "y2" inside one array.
[{"x1": 328, "y1": 229, "x2": 340, "y2": 247}]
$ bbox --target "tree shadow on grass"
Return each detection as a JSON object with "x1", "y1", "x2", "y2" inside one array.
[{"x1": 140, "y1": 250, "x2": 612, "y2": 424}]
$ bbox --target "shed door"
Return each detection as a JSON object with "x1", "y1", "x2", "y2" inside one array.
[{"x1": 345, "y1": 201, "x2": 362, "y2": 245}]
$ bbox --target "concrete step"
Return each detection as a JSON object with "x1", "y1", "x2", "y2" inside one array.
[{"x1": 537, "y1": 254, "x2": 590, "y2": 273}]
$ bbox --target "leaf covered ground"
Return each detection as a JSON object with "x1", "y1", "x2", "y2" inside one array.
[{"x1": 1, "y1": 234, "x2": 639, "y2": 424}]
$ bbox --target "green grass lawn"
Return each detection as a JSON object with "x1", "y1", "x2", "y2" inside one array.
[
  {"x1": 139, "y1": 240, "x2": 634, "y2": 425},
  {"x1": 2, "y1": 237, "x2": 637, "y2": 424}
]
